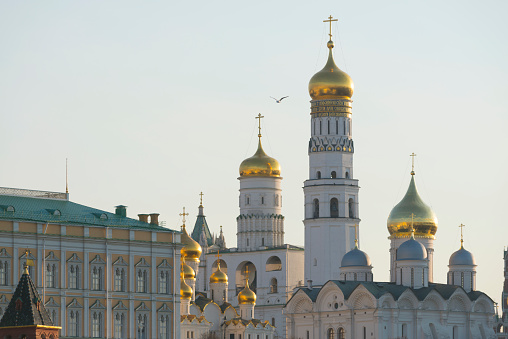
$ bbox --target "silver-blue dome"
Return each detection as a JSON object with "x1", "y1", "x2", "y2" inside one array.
[
  {"x1": 397, "y1": 237, "x2": 427, "y2": 261},
  {"x1": 449, "y1": 247, "x2": 475, "y2": 266},
  {"x1": 341, "y1": 247, "x2": 372, "y2": 267}
]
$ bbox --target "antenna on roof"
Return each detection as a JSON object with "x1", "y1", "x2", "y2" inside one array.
[{"x1": 65, "y1": 158, "x2": 69, "y2": 194}]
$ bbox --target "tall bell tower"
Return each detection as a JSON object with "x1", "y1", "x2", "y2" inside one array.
[{"x1": 304, "y1": 16, "x2": 360, "y2": 286}]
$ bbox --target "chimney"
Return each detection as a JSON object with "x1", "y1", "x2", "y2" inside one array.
[
  {"x1": 138, "y1": 214, "x2": 149, "y2": 223},
  {"x1": 150, "y1": 213, "x2": 160, "y2": 225},
  {"x1": 115, "y1": 205, "x2": 127, "y2": 218},
  {"x1": 307, "y1": 280, "x2": 313, "y2": 290}
]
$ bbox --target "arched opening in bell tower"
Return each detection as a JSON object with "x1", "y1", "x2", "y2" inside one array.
[
  {"x1": 348, "y1": 198, "x2": 354, "y2": 218},
  {"x1": 313, "y1": 199, "x2": 320, "y2": 218},
  {"x1": 330, "y1": 198, "x2": 339, "y2": 218}
]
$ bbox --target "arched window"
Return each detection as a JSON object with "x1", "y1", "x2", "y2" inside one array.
[
  {"x1": 330, "y1": 198, "x2": 339, "y2": 218},
  {"x1": 336, "y1": 120, "x2": 338, "y2": 134},
  {"x1": 343, "y1": 120, "x2": 346, "y2": 135},
  {"x1": 313, "y1": 258, "x2": 317, "y2": 266},
  {"x1": 320, "y1": 121, "x2": 322, "y2": 134},
  {"x1": 327, "y1": 328, "x2": 334, "y2": 339},
  {"x1": 316, "y1": 171, "x2": 321, "y2": 179},
  {"x1": 331, "y1": 171, "x2": 336, "y2": 178},
  {"x1": 338, "y1": 328, "x2": 345, "y2": 339},
  {"x1": 345, "y1": 171, "x2": 349, "y2": 178},
  {"x1": 270, "y1": 278, "x2": 277, "y2": 293},
  {"x1": 313, "y1": 199, "x2": 319, "y2": 218},
  {"x1": 114, "y1": 268, "x2": 125, "y2": 292},
  {"x1": 327, "y1": 120, "x2": 330, "y2": 134},
  {"x1": 0, "y1": 261, "x2": 8, "y2": 286},
  {"x1": 266, "y1": 256, "x2": 282, "y2": 271},
  {"x1": 348, "y1": 198, "x2": 354, "y2": 218}
]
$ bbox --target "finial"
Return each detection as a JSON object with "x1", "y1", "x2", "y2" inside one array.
[
  {"x1": 410, "y1": 153, "x2": 416, "y2": 175},
  {"x1": 354, "y1": 224, "x2": 359, "y2": 248},
  {"x1": 66, "y1": 158, "x2": 69, "y2": 194},
  {"x1": 459, "y1": 223, "x2": 465, "y2": 248},
  {"x1": 179, "y1": 207, "x2": 189, "y2": 225},
  {"x1": 244, "y1": 265, "x2": 250, "y2": 286},
  {"x1": 23, "y1": 263, "x2": 29, "y2": 275},
  {"x1": 255, "y1": 113, "x2": 264, "y2": 139},
  {"x1": 323, "y1": 15, "x2": 338, "y2": 48},
  {"x1": 410, "y1": 213, "x2": 416, "y2": 238},
  {"x1": 199, "y1": 192, "x2": 204, "y2": 207},
  {"x1": 216, "y1": 250, "x2": 221, "y2": 269}
]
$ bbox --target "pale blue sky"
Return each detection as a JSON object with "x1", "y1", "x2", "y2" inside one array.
[{"x1": 1, "y1": 1, "x2": 507, "y2": 307}]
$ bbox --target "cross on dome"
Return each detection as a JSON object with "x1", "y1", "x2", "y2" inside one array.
[
  {"x1": 410, "y1": 152, "x2": 417, "y2": 175},
  {"x1": 255, "y1": 113, "x2": 264, "y2": 138},
  {"x1": 179, "y1": 207, "x2": 189, "y2": 225},
  {"x1": 459, "y1": 223, "x2": 466, "y2": 248},
  {"x1": 323, "y1": 15, "x2": 338, "y2": 41}
]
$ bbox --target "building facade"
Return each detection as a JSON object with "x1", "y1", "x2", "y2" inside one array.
[{"x1": 0, "y1": 187, "x2": 181, "y2": 339}]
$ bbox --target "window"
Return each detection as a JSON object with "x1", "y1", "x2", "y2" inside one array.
[
  {"x1": 331, "y1": 171, "x2": 336, "y2": 179},
  {"x1": 327, "y1": 328, "x2": 334, "y2": 339},
  {"x1": 68, "y1": 265, "x2": 79, "y2": 289},
  {"x1": 246, "y1": 196, "x2": 250, "y2": 205},
  {"x1": 275, "y1": 194, "x2": 279, "y2": 206},
  {"x1": 68, "y1": 311, "x2": 79, "y2": 337},
  {"x1": 327, "y1": 120, "x2": 330, "y2": 134},
  {"x1": 91, "y1": 311, "x2": 102, "y2": 338},
  {"x1": 343, "y1": 120, "x2": 346, "y2": 135},
  {"x1": 158, "y1": 314, "x2": 169, "y2": 339},
  {"x1": 262, "y1": 238, "x2": 265, "y2": 246},
  {"x1": 46, "y1": 264, "x2": 56, "y2": 288},
  {"x1": 114, "y1": 268, "x2": 125, "y2": 292},
  {"x1": 330, "y1": 198, "x2": 339, "y2": 218},
  {"x1": 338, "y1": 328, "x2": 345, "y2": 339},
  {"x1": 402, "y1": 324, "x2": 407, "y2": 338},
  {"x1": 91, "y1": 266, "x2": 102, "y2": 291},
  {"x1": 270, "y1": 278, "x2": 277, "y2": 293},
  {"x1": 137, "y1": 314, "x2": 148, "y2": 339},
  {"x1": 461, "y1": 272, "x2": 464, "y2": 287},
  {"x1": 316, "y1": 171, "x2": 321, "y2": 179},
  {"x1": 313, "y1": 199, "x2": 320, "y2": 218},
  {"x1": 336, "y1": 120, "x2": 338, "y2": 134},
  {"x1": 453, "y1": 326, "x2": 458, "y2": 339},
  {"x1": 363, "y1": 327, "x2": 366, "y2": 339},
  {"x1": 272, "y1": 317, "x2": 275, "y2": 326},
  {"x1": 348, "y1": 198, "x2": 354, "y2": 218},
  {"x1": 345, "y1": 171, "x2": 349, "y2": 179},
  {"x1": 114, "y1": 313, "x2": 125, "y2": 339},
  {"x1": 319, "y1": 120, "x2": 322, "y2": 134},
  {"x1": 0, "y1": 261, "x2": 9, "y2": 285},
  {"x1": 159, "y1": 270, "x2": 170, "y2": 294},
  {"x1": 261, "y1": 196, "x2": 264, "y2": 205},
  {"x1": 247, "y1": 239, "x2": 249, "y2": 246},
  {"x1": 266, "y1": 256, "x2": 282, "y2": 271},
  {"x1": 307, "y1": 331, "x2": 310, "y2": 339},
  {"x1": 411, "y1": 268, "x2": 414, "y2": 288},
  {"x1": 136, "y1": 258, "x2": 150, "y2": 293}
]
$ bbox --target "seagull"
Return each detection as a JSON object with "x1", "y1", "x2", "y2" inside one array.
[{"x1": 270, "y1": 96, "x2": 289, "y2": 103}]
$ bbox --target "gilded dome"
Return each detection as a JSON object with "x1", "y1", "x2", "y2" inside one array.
[
  {"x1": 237, "y1": 276, "x2": 256, "y2": 305},
  {"x1": 182, "y1": 261, "x2": 196, "y2": 280},
  {"x1": 387, "y1": 174, "x2": 438, "y2": 238},
  {"x1": 239, "y1": 139, "x2": 281, "y2": 177},
  {"x1": 180, "y1": 224, "x2": 202, "y2": 261},
  {"x1": 309, "y1": 41, "x2": 354, "y2": 100},
  {"x1": 180, "y1": 264, "x2": 193, "y2": 300},
  {"x1": 209, "y1": 263, "x2": 228, "y2": 284}
]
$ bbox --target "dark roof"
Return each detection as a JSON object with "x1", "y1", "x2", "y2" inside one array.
[
  {"x1": 191, "y1": 208, "x2": 214, "y2": 246},
  {"x1": 0, "y1": 191, "x2": 175, "y2": 231},
  {"x1": 193, "y1": 295, "x2": 235, "y2": 315},
  {"x1": 210, "y1": 244, "x2": 304, "y2": 255},
  {"x1": 0, "y1": 268, "x2": 54, "y2": 327}
]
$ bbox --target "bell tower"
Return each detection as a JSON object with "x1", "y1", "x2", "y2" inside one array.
[{"x1": 304, "y1": 16, "x2": 359, "y2": 286}]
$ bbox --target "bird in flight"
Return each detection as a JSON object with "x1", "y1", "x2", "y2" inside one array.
[{"x1": 270, "y1": 96, "x2": 289, "y2": 103}]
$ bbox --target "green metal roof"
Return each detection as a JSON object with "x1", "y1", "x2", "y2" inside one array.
[
  {"x1": 191, "y1": 206, "x2": 214, "y2": 246},
  {"x1": 0, "y1": 190, "x2": 174, "y2": 231}
]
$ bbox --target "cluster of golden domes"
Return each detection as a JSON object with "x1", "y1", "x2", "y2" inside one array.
[
  {"x1": 180, "y1": 261, "x2": 193, "y2": 300},
  {"x1": 180, "y1": 224, "x2": 202, "y2": 261},
  {"x1": 387, "y1": 172, "x2": 438, "y2": 238},
  {"x1": 239, "y1": 139, "x2": 281, "y2": 178},
  {"x1": 308, "y1": 40, "x2": 354, "y2": 100}
]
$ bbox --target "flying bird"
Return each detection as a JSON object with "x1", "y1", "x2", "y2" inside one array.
[{"x1": 270, "y1": 96, "x2": 289, "y2": 103}]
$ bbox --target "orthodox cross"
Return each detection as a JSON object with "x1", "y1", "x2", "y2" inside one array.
[
  {"x1": 244, "y1": 265, "x2": 250, "y2": 284},
  {"x1": 216, "y1": 250, "x2": 221, "y2": 268},
  {"x1": 199, "y1": 192, "x2": 204, "y2": 206},
  {"x1": 410, "y1": 213, "x2": 416, "y2": 235},
  {"x1": 459, "y1": 223, "x2": 465, "y2": 248},
  {"x1": 410, "y1": 152, "x2": 417, "y2": 174},
  {"x1": 179, "y1": 207, "x2": 189, "y2": 225},
  {"x1": 323, "y1": 15, "x2": 338, "y2": 40},
  {"x1": 255, "y1": 113, "x2": 264, "y2": 138},
  {"x1": 354, "y1": 224, "x2": 359, "y2": 247}
]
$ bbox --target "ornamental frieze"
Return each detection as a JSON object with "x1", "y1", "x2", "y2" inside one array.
[{"x1": 308, "y1": 136, "x2": 354, "y2": 153}]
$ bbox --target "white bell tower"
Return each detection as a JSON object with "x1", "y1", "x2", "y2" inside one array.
[{"x1": 304, "y1": 16, "x2": 360, "y2": 286}]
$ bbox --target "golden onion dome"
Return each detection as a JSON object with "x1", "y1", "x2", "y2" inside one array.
[
  {"x1": 239, "y1": 139, "x2": 281, "y2": 178},
  {"x1": 182, "y1": 261, "x2": 196, "y2": 280},
  {"x1": 209, "y1": 263, "x2": 228, "y2": 284},
  {"x1": 387, "y1": 173, "x2": 438, "y2": 238},
  {"x1": 237, "y1": 276, "x2": 256, "y2": 305},
  {"x1": 309, "y1": 40, "x2": 354, "y2": 100},
  {"x1": 180, "y1": 224, "x2": 202, "y2": 261},
  {"x1": 180, "y1": 264, "x2": 193, "y2": 300}
]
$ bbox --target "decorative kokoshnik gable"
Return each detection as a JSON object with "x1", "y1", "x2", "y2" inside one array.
[{"x1": 0, "y1": 259, "x2": 61, "y2": 339}]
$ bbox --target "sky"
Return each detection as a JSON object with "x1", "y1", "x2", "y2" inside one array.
[{"x1": 0, "y1": 1, "x2": 507, "y2": 308}]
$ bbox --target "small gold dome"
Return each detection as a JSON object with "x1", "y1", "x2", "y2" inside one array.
[
  {"x1": 180, "y1": 224, "x2": 202, "y2": 261},
  {"x1": 387, "y1": 173, "x2": 438, "y2": 238},
  {"x1": 237, "y1": 276, "x2": 256, "y2": 305},
  {"x1": 239, "y1": 140, "x2": 281, "y2": 177},
  {"x1": 180, "y1": 264, "x2": 193, "y2": 300},
  {"x1": 182, "y1": 261, "x2": 196, "y2": 280},
  {"x1": 210, "y1": 263, "x2": 228, "y2": 284},
  {"x1": 309, "y1": 40, "x2": 354, "y2": 100}
]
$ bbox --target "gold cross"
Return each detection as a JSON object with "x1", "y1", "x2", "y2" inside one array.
[
  {"x1": 199, "y1": 192, "x2": 204, "y2": 206},
  {"x1": 179, "y1": 207, "x2": 189, "y2": 224},
  {"x1": 410, "y1": 213, "x2": 416, "y2": 235},
  {"x1": 323, "y1": 15, "x2": 338, "y2": 40},
  {"x1": 244, "y1": 265, "x2": 250, "y2": 282},
  {"x1": 215, "y1": 250, "x2": 221, "y2": 269},
  {"x1": 410, "y1": 152, "x2": 417, "y2": 175},
  {"x1": 354, "y1": 224, "x2": 359, "y2": 247},
  {"x1": 459, "y1": 223, "x2": 465, "y2": 248},
  {"x1": 255, "y1": 113, "x2": 264, "y2": 138}
]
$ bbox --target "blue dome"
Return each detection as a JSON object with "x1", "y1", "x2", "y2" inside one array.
[
  {"x1": 449, "y1": 247, "x2": 475, "y2": 266},
  {"x1": 341, "y1": 247, "x2": 372, "y2": 267},
  {"x1": 397, "y1": 237, "x2": 427, "y2": 261}
]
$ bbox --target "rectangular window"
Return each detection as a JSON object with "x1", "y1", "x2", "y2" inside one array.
[
  {"x1": 114, "y1": 313, "x2": 124, "y2": 339},
  {"x1": 0, "y1": 261, "x2": 8, "y2": 285},
  {"x1": 91, "y1": 266, "x2": 102, "y2": 290},
  {"x1": 137, "y1": 269, "x2": 148, "y2": 293},
  {"x1": 230, "y1": 335, "x2": 234, "y2": 339},
  {"x1": 68, "y1": 265, "x2": 79, "y2": 289},
  {"x1": 159, "y1": 270, "x2": 170, "y2": 294}
]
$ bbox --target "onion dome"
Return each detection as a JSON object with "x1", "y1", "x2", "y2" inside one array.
[
  {"x1": 309, "y1": 40, "x2": 354, "y2": 100},
  {"x1": 397, "y1": 232, "x2": 428, "y2": 261},
  {"x1": 180, "y1": 263, "x2": 193, "y2": 300},
  {"x1": 341, "y1": 244, "x2": 372, "y2": 267},
  {"x1": 180, "y1": 224, "x2": 202, "y2": 261},
  {"x1": 387, "y1": 173, "x2": 438, "y2": 238},
  {"x1": 237, "y1": 275, "x2": 256, "y2": 305},
  {"x1": 182, "y1": 261, "x2": 196, "y2": 280},
  {"x1": 239, "y1": 139, "x2": 281, "y2": 177},
  {"x1": 449, "y1": 247, "x2": 475, "y2": 266},
  {"x1": 210, "y1": 262, "x2": 228, "y2": 284}
]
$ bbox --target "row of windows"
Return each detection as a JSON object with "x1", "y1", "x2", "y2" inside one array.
[
  {"x1": 315, "y1": 171, "x2": 349, "y2": 179},
  {"x1": 230, "y1": 334, "x2": 269, "y2": 339},
  {"x1": 312, "y1": 198, "x2": 355, "y2": 218},
  {"x1": 0, "y1": 253, "x2": 172, "y2": 294},
  {"x1": 313, "y1": 118, "x2": 351, "y2": 136},
  {"x1": 244, "y1": 194, "x2": 281, "y2": 206}
]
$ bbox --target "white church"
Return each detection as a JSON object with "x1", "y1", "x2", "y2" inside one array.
[{"x1": 179, "y1": 16, "x2": 496, "y2": 339}]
